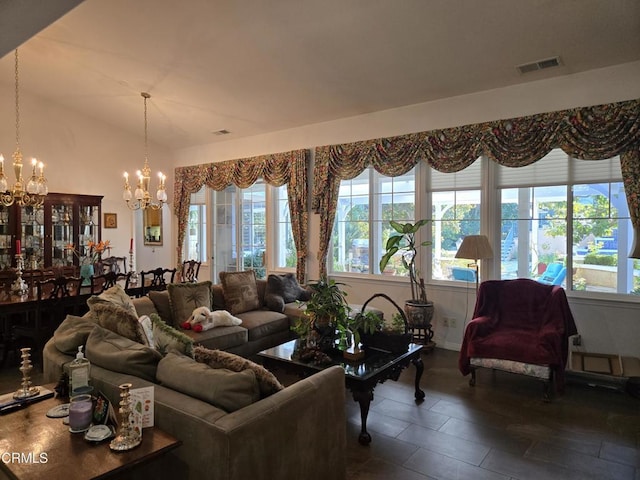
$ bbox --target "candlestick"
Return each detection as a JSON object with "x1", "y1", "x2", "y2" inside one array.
[
  {"x1": 13, "y1": 348, "x2": 40, "y2": 400},
  {"x1": 11, "y1": 253, "x2": 28, "y2": 295},
  {"x1": 110, "y1": 383, "x2": 141, "y2": 451}
]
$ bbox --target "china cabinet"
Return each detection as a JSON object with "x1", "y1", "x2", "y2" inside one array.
[{"x1": 0, "y1": 193, "x2": 102, "y2": 270}]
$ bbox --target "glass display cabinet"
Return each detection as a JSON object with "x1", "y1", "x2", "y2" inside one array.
[{"x1": 0, "y1": 193, "x2": 102, "y2": 270}]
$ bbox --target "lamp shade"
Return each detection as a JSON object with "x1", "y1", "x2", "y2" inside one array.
[{"x1": 455, "y1": 235, "x2": 494, "y2": 261}]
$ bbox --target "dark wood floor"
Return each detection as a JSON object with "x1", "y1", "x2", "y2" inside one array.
[{"x1": 1, "y1": 348, "x2": 638, "y2": 480}]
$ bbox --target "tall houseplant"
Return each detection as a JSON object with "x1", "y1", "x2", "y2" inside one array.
[{"x1": 379, "y1": 219, "x2": 434, "y2": 338}]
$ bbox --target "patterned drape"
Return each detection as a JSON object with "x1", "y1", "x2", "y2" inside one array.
[
  {"x1": 174, "y1": 149, "x2": 308, "y2": 282},
  {"x1": 313, "y1": 98, "x2": 640, "y2": 278}
]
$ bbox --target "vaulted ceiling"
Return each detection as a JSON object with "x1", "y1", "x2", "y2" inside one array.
[{"x1": 1, "y1": 0, "x2": 639, "y2": 150}]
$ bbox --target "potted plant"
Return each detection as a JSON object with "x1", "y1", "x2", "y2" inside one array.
[
  {"x1": 350, "y1": 293, "x2": 412, "y2": 353},
  {"x1": 293, "y1": 278, "x2": 351, "y2": 351},
  {"x1": 379, "y1": 219, "x2": 434, "y2": 334}
]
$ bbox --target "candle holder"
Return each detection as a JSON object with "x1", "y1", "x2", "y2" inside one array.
[
  {"x1": 128, "y1": 250, "x2": 138, "y2": 285},
  {"x1": 13, "y1": 348, "x2": 40, "y2": 400},
  {"x1": 11, "y1": 253, "x2": 29, "y2": 296},
  {"x1": 109, "y1": 383, "x2": 141, "y2": 451}
]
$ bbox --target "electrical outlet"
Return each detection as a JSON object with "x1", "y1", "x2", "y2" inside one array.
[
  {"x1": 572, "y1": 334, "x2": 582, "y2": 346},
  {"x1": 450, "y1": 318, "x2": 457, "y2": 328},
  {"x1": 442, "y1": 318, "x2": 449, "y2": 327}
]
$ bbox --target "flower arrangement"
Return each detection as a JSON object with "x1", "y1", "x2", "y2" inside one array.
[{"x1": 66, "y1": 240, "x2": 111, "y2": 265}]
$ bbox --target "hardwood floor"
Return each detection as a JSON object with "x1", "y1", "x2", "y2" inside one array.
[{"x1": 1, "y1": 348, "x2": 638, "y2": 480}]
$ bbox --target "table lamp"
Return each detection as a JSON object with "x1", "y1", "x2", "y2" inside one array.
[{"x1": 455, "y1": 235, "x2": 494, "y2": 292}]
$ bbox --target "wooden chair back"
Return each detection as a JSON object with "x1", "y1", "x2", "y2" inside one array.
[
  {"x1": 90, "y1": 271, "x2": 131, "y2": 295},
  {"x1": 139, "y1": 267, "x2": 177, "y2": 295},
  {"x1": 181, "y1": 260, "x2": 201, "y2": 283}
]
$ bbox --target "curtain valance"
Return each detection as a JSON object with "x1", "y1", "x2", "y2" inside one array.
[
  {"x1": 313, "y1": 98, "x2": 640, "y2": 278},
  {"x1": 174, "y1": 149, "x2": 309, "y2": 281}
]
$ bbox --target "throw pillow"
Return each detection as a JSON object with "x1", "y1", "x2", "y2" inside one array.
[
  {"x1": 219, "y1": 270, "x2": 260, "y2": 315},
  {"x1": 95, "y1": 284, "x2": 138, "y2": 318},
  {"x1": 149, "y1": 290, "x2": 173, "y2": 324},
  {"x1": 150, "y1": 313, "x2": 194, "y2": 357},
  {"x1": 167, "y1": 281, "x2": 212, "y2": 328},
  {"x1": 194, "y1": 345, "x2": 284, "y2": 398},
  {"x1": 264, "y1": 273, "x2": 310, "y2": 312},
  {"x1": 85, "y1": 325, "x2": 162, "y2": 382},
  {"x1": 138, "y1": 315, "x2": 154, "y2": 347},
  {"x1": 53, "y1": 314, "x2": 97, "y2": 355},
  {"x1": 87, "y1": 299, "x2": 149, "y2": 346},
  {"x1": 156, "y1": 352, "x2": 260, "y2": 413}
]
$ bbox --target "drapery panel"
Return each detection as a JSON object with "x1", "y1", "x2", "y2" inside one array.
[
  {"x1": 174, "y1": 149, "x2": 308, "y2": 282},
  {"x1": 313, "y1": 98, "x2": 640, "y2": 278}
]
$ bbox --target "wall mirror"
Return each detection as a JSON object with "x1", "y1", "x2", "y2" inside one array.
[{"x1": 143, "y1": 208, "x2": 163, "y2": 246}]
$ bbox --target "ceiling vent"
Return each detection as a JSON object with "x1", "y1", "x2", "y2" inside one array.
[
  {"x1": 516, "y1": 56, "x2": 562, "y2": 74},
  {"x1": 212, "y1": 129, "x2": 231, "y2": 136}
]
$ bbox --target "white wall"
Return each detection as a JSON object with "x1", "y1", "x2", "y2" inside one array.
[
  {"x1": 0, "y1": 90, "x2": 175, "y2": 272},
  {"x1": 174, "y1": 60, "x2": 640, "y2": 358}
]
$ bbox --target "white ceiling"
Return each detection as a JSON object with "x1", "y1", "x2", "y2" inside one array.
[{"x1": 1, "y1": 0, "x2": 640, "y2": 150}]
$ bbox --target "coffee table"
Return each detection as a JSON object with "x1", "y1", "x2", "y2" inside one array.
[
  {"x1": 259, "y1": 340, "x2": 424, "y2": 445},
  {"x1": 0, "y1": 385, "x2": 181, "y2": 480}
]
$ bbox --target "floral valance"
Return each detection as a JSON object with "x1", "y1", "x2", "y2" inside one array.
[
  {"x1": 174, "y1": 149, "x2": 309, "y2": 281},
  {"x1": 312, "y1": 98, "x2": 640, "y2": 277}
]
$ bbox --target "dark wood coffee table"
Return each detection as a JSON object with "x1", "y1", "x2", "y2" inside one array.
[
  {"x1": 0, "y1": 385, "x2": 181, "y2": 480},
  {"x1": 259, "y1": 340, "x2": 424, "y2": 445}
]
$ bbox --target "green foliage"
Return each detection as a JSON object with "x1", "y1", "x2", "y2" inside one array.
[
  {"x1": 583, "y1": 253, "x2": 617, "y2": 266},
  {"x1": 303, "y1": 278, "x2": 351, "y2": 327},
  {"x1": 379, "y1": 219, "x2": 431, "y2": 302},
  {"x1": 383, "y1": 313, "x2": 406, "y2": 334}
]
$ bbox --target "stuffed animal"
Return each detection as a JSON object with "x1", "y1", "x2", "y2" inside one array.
[{"x1": 181, "y1": 306, "x2": 242, "y2": 332}]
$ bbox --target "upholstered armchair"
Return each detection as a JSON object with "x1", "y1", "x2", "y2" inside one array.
[{"x1": 458, "y1": 278, "x2": 577, "y2": 400}]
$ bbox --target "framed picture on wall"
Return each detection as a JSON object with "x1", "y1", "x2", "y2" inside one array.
[{"x1": 104, "y1": 213, "x2": 117, "y2": 229}]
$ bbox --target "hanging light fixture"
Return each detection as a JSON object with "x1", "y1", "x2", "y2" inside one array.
[
  {"x1": 123, "y1": 92, "x2": 167, "y2": 210},
  {"x1": 0, "y1": 49, "x2": 48, "y2": 207}
]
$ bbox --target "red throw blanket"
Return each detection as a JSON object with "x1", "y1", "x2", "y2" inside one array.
[{"x1": 458, "y1": 278, "x2": 578, "y2": 389}]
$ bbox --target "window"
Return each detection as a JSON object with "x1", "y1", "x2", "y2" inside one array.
[
  {"x1": 430, "y1": 159, "x2": 482, "y2": 282},
  {"x1": 498, "y1": 149, "x2": 634, "y2": 294},
  {"x1": 211, "y1": 182, "x2": 266, "y2": 280},
  {"x1": 330, "y1": 166, "x2": 416, "y2": 275},
  {"x1": 184, "y1": 188, "x2": 207, "y2": 263},
  {"x1": 273, "y1": 184, "x2": 296, "y2": 270}
]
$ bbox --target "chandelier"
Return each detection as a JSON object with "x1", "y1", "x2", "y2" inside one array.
[
  {"x1": 122, "y1": 92, "x2": 167, "y2": 210},
  {"x1": 0, "y1": 49, "x2": 48, "y2": 207}
]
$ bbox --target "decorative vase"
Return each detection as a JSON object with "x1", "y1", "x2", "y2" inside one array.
[{"x1": 80, "y1": 264, "x2": 94, "y2": 286}]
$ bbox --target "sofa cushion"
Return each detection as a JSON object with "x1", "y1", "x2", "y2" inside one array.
[
  {"x1": 151, "y1": 313, "x2": 194, "y2": 357},
  {"x1": 183, "y1": 325, "x2": 247, "y2": 351},
  {"x1": 211, "y1": 284, "x2": 226, "y2": 310},
  {"x1": 235, "y1": 309, "x2": 290, "y2": 342},
  {"x1": 194, "y1": 345, "x2": 284, "y2": 397},
  {"x1": 53, "y1": 314, "x2": 96, "y2": 355},
  {"x1": 85, "y1": 325, "x2": 162, "y2": 382},
  {"x1": 167, "y1": 281, "x2": 212, "y2": 328},
  {"x1": 156, "y1": 352, "x2": 260, "y2": 412},
  {"x1": 132, "y1": 296, "x2": 157, "y2": 318},
  {"x1": 149, "y1": 290, "x2": 173, "y2": 324},
  {"x1": 264, "y1": 273, "x2": 310, "y2": 312},
  {"x1": 219, "y1": 270, "x2": 260, "y2": 315},
  {"x1": 87, "y1": 299, "x2": 149, "y2": 345}
]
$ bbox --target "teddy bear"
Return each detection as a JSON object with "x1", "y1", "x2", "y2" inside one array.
[{"x1": 180, "y1": 306, "x2": 242, "y2": 332}]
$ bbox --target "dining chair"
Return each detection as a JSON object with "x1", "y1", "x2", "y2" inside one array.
[
  {"x1": 181, "y1": 260, "x2": 201, "y2": 283},
  {"x1": 139, "y1": 267, "x2": 177, "y2": 295},
  {"x1": 101, "y1": 256, "x2": 127, "y2": 274},
  {"x1": 90, "y1": 271, "x2": 131, "y2": 295}
]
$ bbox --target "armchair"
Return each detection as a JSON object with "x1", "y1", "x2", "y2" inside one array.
[{"x1": 458, "y1": 278, "x2": 577, "y2": 399}]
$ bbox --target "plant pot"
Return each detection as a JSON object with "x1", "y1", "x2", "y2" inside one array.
[
  {"x1": 404, "y1": 300, "x2": 434, "y2": 329},
  {"x1": 360, "y1": 331, "x2": 411, "y2": 354}
]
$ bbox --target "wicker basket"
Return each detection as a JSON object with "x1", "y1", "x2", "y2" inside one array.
[{"x1": 358, "y1": 293, "x2": 411, "y2": 354}]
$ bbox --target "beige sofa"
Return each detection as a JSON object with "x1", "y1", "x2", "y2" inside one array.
[{"x1": 42, "y1": 312, "x2": 346, "y2": 480}]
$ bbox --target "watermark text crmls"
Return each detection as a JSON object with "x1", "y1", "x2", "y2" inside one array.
[{"x1": 1, "y1": 452, "x2": 48, "y2": 464}]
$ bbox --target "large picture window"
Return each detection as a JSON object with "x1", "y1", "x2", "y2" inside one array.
[
  {"x1": 498, "y1": 149, "x2": 635, "y2": 294},
  {"x1": 330, "y1": 166, "x2": 416, "y2": 275}
]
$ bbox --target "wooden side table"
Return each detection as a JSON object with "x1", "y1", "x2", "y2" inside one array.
[{"x1": 0, "y1": 386, "x2": 181, "y2": 480}]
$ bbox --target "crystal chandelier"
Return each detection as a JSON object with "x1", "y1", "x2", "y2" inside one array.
[
  {"x1": 0, "y1": 49, "x2": 48, "y2": 207},
  {"x1": 123, "y1": 92, "x2": 167, "y2": 210}
]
